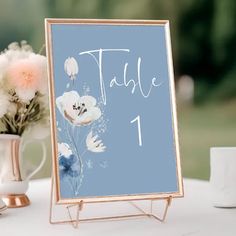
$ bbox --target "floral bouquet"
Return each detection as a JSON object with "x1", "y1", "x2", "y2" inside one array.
[{"x1": 0, "y1": 41, "x2": 49, "y2": 137}]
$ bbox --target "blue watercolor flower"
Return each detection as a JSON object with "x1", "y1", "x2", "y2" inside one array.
[{"x1": 59, "y1": 154, "x2": 79, "y2": 178}]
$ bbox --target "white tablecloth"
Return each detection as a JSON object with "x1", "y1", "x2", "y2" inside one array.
[{"x1": 1, "y1": 178, "x2": 235, "y2": 236}]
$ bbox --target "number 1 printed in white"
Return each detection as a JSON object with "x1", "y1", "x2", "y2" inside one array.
[{"x1": 130, "y1": 115, "x2": 142, "y2": 146}]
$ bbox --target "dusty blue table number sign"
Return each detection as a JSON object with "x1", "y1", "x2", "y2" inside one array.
[{"x1": 45, "y1": 19, "x2": 183, "y2": 207}]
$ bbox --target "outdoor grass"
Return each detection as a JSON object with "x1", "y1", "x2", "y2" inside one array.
[
  {"x1": 28, "y1": 100, "x2": 236, "y2": 181},
  {"x1": 178, "y1": 100, "x2": 236, "y2": 180}
]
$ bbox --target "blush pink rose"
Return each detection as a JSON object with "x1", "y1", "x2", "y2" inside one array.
[{"x1": 7, "y1": 59, "x2": 42, "y2": 91}]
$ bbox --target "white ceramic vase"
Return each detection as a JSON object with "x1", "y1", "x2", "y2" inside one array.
[{"x1": 0, "y1": 134, "x2": 46, "y2": 208}]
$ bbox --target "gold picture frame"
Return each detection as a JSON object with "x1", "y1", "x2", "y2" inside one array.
[{"x1": 45, "y1": 18, "x2": 184, "y2": 206}]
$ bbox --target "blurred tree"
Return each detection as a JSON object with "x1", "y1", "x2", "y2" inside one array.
[
  {"x1": 178, "y1": 0, "x2": 215, "y2": 80},
  {"x1": 1, "y1": 0, "x2": 236, "y2": 102},
  {"x1": 210, "y1": 0, "x2": 236, "y2": 101},
  {"x1": 211, "y1": 0, "x2": 236, "y2": 70},
  {"x1": 178, "y1": 0, "x2": 236, "y2": 102},
  {"x1": 0, "y1": 0, "x2": 46, "y2": 51}
]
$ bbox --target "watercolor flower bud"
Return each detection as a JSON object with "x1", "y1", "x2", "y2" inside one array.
[{"x1": 64, "y1": 57, "x2": 79, "y2": 81}]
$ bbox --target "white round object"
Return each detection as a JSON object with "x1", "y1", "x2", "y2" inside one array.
[{"x1": 210, "y1": 147, "x2": 236, "y2": 207}]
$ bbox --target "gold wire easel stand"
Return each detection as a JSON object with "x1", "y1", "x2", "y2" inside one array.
[{"x1": 49, "y1": 179, "x2": 172, "y2": 229}]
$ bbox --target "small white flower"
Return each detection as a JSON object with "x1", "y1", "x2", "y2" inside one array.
[
  {"x1": 7, "y1": 41, "x2": 32, "y2": 52},
  {"x1": 58, "y1": 143, "x2": 73, "y2": 158},
  {"x1": 8, "y1": 42, "x2": 21, "y2": 50},
  {"x1": 56, "y1": 90, "x2": 101, "y2": 126},
  {"x1": 64, "y1": 57, "x2": 79, "y2": 81},
  {"x1": 0, "y1": 42, "x2": 33, "y2": 70},
  {"x1": 0, "y1": 90, "x2": 10, "y2": 118},
  {"x1": 4, "y1": 46, "x2": 33, "y2": 62},
  {"x1": 86, "y1": 131, "x2": 106, "y2": 153}
]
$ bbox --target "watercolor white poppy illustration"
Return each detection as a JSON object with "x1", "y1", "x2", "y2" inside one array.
[
  {"x1": 56, "y1": 90, "x2": 101, "y2": 126},
  {"x1": 56, "y1": 56, "x2": 107, "y2": 197}
]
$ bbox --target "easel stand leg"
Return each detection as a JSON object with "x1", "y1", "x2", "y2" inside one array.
[
  {"x1": 129, "y1": 196, "x2": 172, "y2": 222},
  {"x1": 50, "y1": 178, "x2": 173, "y2": 228},
  {"x1": 67, "y1": 201, "x2": 84, "y2": 228}
]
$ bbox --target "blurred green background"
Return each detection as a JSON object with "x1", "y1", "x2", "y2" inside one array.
[{"x1": 1, "y1": 0, "x2": 236, "y2": 180}]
